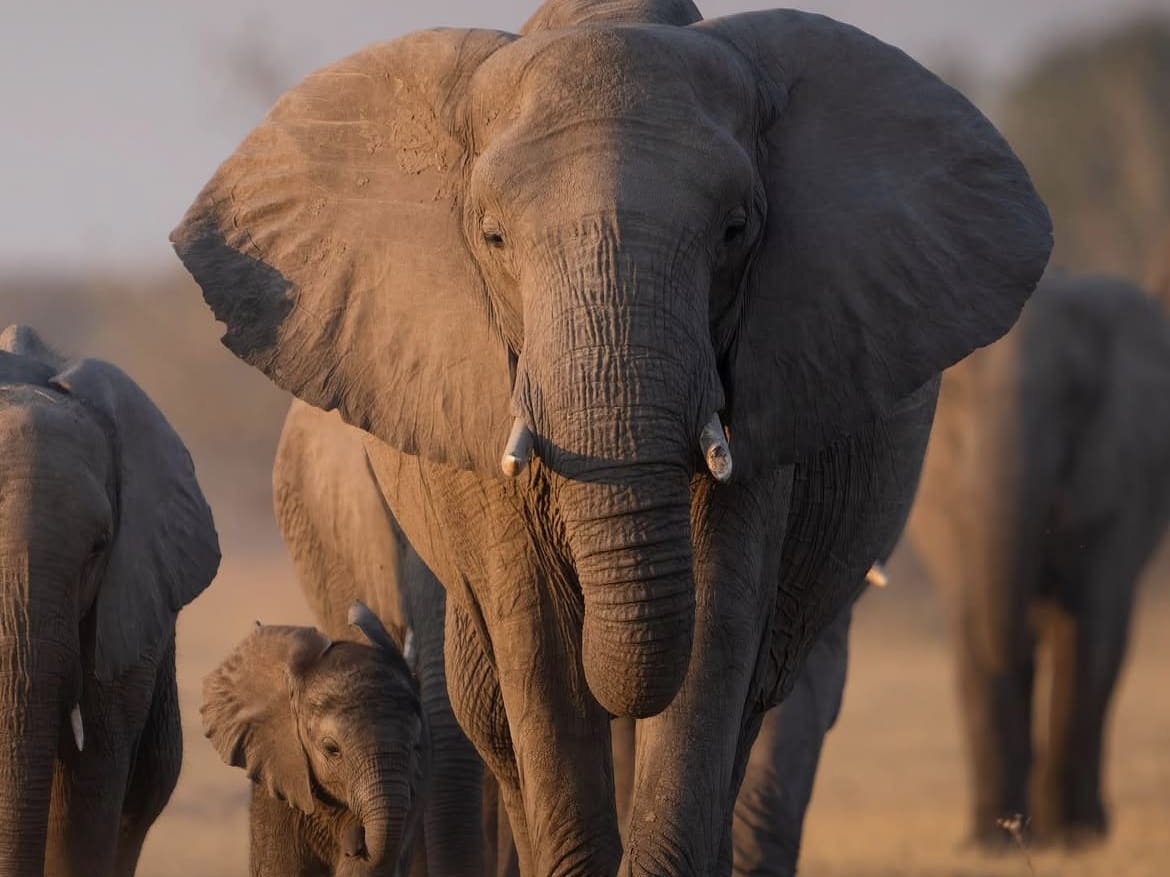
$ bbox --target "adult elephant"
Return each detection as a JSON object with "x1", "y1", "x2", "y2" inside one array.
[
  {"x1": 906, "y1": 271, "x2": 1170, "y2": 847},
  {"x1": 171, "y1": 0, "x2": 1051, "y2": 873},
  {"x1": 274, "y1": 399, "x2": 487, "y2": 877},
  {"x1": 0, "y1": 324, "x2": 220, "y2": 876}
]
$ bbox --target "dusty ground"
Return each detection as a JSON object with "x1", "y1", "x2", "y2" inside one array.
[{"x1": 137, "y1": 540, "x2": 1170, "y2": 877}]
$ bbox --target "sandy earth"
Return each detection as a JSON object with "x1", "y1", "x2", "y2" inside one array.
[{"x1": 137, "y1": 542, "x2": 1170, "y2": 877}]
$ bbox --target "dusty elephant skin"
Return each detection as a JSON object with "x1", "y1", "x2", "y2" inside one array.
[
  {"x1": 171, "y1": 0, "x2": 1052, "y2": 873},
  {"x1": 0, "y1": 324, "x2": 220, "y2": 877},
  {"x1": 202, "y1": 603, "x2": 427, "y2": 877},
  {"x1": 274, "y1": 399, "x2": 489, "y2": 877},
  {"x1": 908, "y1": 272, "x2": 1170, "y2": 848}
]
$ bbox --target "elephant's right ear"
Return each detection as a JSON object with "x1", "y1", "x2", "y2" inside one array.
[
  {"x1": 700, "y1": 11, "x2": 1053, "y2": 465},
  {"x1": 201, "y1": 625, "x2": 332, "y2": 814},
  {"x1": 172, "y1": 29, "x2": 517, "y2": 475}
]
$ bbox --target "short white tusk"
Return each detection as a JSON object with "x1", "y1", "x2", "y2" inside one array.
[
  {"x1": 500, "y1": 417, "x2": 534, "y2": 478},
  {"x1": 70, "y1": 704, "x2": 84, "y2": 752},
  {"x1": 865, "y1": 562, "x2": 889, "y2": 589},
  {"x1": 402, "y1": 628, "x2": 417, "y2": 669},
  {"x1": 699, "y1": 413, "x2": 733, "y2": 483}
]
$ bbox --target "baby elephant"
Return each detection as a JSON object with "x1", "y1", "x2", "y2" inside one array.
[{"x1": 202, "y1": 602, "x2": 427, "y2": 876}]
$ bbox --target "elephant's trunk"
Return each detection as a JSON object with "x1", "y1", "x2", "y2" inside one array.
[
  {"x1": 517, "y1": 240, "x2": 725, "y2": 720},
  {"x1": 561, "y1": 466, "x2": 696, "y2": 718},
  {"x1": 349, "y1": 755, "x2": 418, "y2": 873},
  {"x1": 517, "y1": 229, "x2": 723, "y2": 719},
  {"x1": 0, "y1": 592, "x2": 77, "y2": 877}
]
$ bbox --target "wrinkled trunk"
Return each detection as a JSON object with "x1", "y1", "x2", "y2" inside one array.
[
  {"x1": 561, "y1": 466, "x2": 697, "y2": 718},
  {"x1": 517, "y1": 227, "x2": 722, "y2": 719},
  {"x1": 0, "y1": 565, "x2": 73, "y2": 877},
  {"x1": 350, "y1": 757, "x2": 417, "y2": 875}
]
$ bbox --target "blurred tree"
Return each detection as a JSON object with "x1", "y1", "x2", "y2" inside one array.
[{"x1": 1001, "y1": 15, "x2": 1170, "y2": 285}]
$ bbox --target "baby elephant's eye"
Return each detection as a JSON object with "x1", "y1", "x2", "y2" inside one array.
[{"x1": 320, "y1": 737, "x2": 342, "y2": 759}]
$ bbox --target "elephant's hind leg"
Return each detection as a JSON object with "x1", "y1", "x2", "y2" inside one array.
[{"x1": 114, "y1": 642, "x2": 182, "y2": 877}]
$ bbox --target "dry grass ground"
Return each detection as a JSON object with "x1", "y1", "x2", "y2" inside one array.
[{"x1": 135, "y1": 537, "x2": 1170, "y2": 877}]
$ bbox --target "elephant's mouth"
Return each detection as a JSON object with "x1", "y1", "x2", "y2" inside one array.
[{"x1": 499, "y1": 411, "x2": 733, "y2": 482}]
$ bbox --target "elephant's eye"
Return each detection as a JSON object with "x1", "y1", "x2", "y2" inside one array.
[
  {"x1": 89, "y1": 529, "x2": 111, "y2": 558},
  {"x1": 722, "y1": 210, "x2": 748, "y2": 244},
  {"x1": 321, "y1": 737, "x2": 342, "y2": 759},
  {"x1": 481, "y1": 216, "x2": 506, "y2": 249}
]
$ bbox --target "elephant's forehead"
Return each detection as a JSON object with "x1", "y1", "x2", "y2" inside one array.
[
  {"x1": 0, "y1": 390, "x2": 109, "y2": 477},
  {"x1": 478, "y1": 25, "x2": 747, "y2": 123}
]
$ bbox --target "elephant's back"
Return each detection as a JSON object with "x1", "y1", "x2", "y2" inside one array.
[{"x1": 1020, "y1": 272, "x2": 1170, "y2": 533}]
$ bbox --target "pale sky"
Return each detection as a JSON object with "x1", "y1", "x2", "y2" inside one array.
[{"x1": 2, "y1": 0, "x2": 1167, "y2": 272}]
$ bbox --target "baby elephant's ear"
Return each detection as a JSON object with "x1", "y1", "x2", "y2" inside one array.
[{"x1": 201, "y1": 625, "x2": 331, "y2": 814}]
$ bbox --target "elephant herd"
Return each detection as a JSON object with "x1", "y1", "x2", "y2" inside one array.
[{"x1": 2, "y1": 1, "x2": 1169, "y2": 875}]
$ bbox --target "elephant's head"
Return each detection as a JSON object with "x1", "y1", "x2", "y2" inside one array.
[
  {"x1": 0, "y1": 324, "x2": 220, "y2": 874},
  {"x1": 172, "y1": 1, "x2": 1051, "y2": 718},
  {"x1": 201, "y1": 602, "x2": 426, "y2": 874}
]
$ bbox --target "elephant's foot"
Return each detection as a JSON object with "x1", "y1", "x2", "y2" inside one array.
[
  {"x1": 960, "y1": 812, "x2": 1034, "y2": 856},
  {"x1": 1058, "y1": 820, "x2": 1108, "y2": 851}
]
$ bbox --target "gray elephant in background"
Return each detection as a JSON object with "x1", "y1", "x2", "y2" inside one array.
[
  {"x1": 202, "y1": 603, "x2": 427, "y2": 877},
  {"x1": 275, "y1": 399, "x2": 488, "y2": 877},
  {"x1": 0, "y1": 324, "x2": 220, "y2": 876},
  {"x1": 172, "y1": 0, "x2": 1051, "y2": 872},
  {"x1": 906, "y1": 270, "x2": 1170, "y2": 847}
]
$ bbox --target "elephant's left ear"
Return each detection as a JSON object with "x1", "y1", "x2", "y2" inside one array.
[
  {"x1": 699, "y1": 11, "x2": 1053, "y2": 465},
  {"x1": 50, "y1": 358, "x2": 221, "y2": 681}
]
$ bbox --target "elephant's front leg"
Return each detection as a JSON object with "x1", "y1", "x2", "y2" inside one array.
[
  {"x1": 730, "y1": 600, "x2": 853, "y2": 877},
  {"x1": 481, "y1": 559, "x2": 622, "y2": 877},
  {"x1": 622, "y1": 473, "x2": 792, "y2": 877},
  {"x1": 46, "y1": 661, "x2": 160, "y2": 877}
]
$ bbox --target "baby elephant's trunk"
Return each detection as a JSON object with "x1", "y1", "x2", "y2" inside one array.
[{"x1": 347, "y1": 756, "x2": 417, "y2": 873}]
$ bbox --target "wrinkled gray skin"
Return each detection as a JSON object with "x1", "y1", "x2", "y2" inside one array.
[
  {"x1": 0, "y1": 323, "x2": 220, "y2": 877},
  {"x1": 171, "y1": 0, "x2": 1052, "y2": 873},
  {"x1": 275, "y1": 399, "x2": 488, "y2": 877},
  {"x1": 202, "y1": 605, "x2": 427, "y2": 877},
  {"x1": 908, "y1": 272, "x2": 1170, "y2": 847}
]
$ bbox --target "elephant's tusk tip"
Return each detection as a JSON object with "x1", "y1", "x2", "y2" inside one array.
[
  {"x1": 866, "y1": 563, "x2": 889, "y2": 588},
  {"x1": 500, "y1": 454, "x2": 528, "y2": 478},
  {"x1": 706, "y1": 446, "x2": 733, "y2": 483},
  {"x1": 70, "y1": 704, "x2": 84, "y2": 752},
  {"x1": 699, "y1": 413, "x2": 733, "y2": 483},
  {"x1": 501, "y1": 416, "x2": 535, "y2": 478}
]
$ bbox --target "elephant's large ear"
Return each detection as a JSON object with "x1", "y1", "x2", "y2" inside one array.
[
  {"x1": 201, "y1": 625, "x2": 333, "y2": 814},
  {"x1": 171, "y1": 29, "x2": 517, "y2": 475},
  {"x1": 701, "y1": 11, "x2": 1052, "y2": 465},
  {"x1": 49, "y1": 358, "x2": 220, "y2": 681}
]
